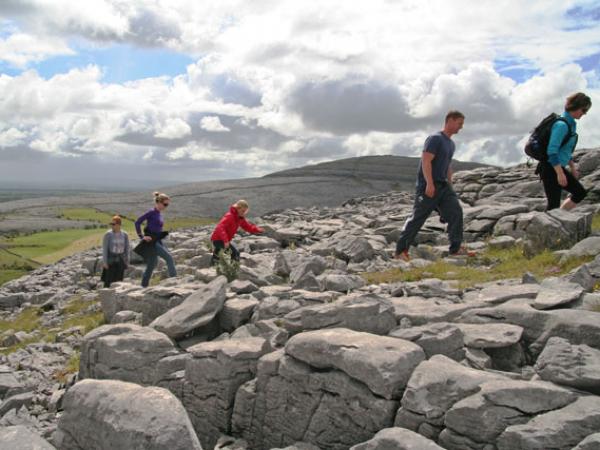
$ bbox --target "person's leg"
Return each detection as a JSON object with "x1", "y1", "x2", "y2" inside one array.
[
  {"x1": 156, "y1": 242, "x2": 177, "y2": 277},
  {"x1": 229, "y1": 243, "x2": 240, "y2": 262},
  {"x1": 395, "y1": 191, "x2": 439, "y2": 255},
  {"x1": 540, "y1": 163, "x2": 562, "y2": 211},
  {"x1": 141, "y1": 253, "x2": 157, "y2": 287},
  {"x1": 560, "y1": 169, "x2": 587, "y2": 211},
  {"x1": 115, "y1": 259, "x2": 125, "y2": 282},
  {"x1": 211, "y1": 240, "x2": 225, "y2": 265},
  {"x1": 437, "y1": 185, "x2": 464, "y2": 254}
]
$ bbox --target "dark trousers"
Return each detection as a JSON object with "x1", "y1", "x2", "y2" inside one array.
[
  {"x1": 102, "y1": 259, "x2": 125, "y2": 288},
  {"x1": 539, "y1": 163, "x2": 586, "y2": 210},
  {"x1": 211, "y1": 241, "x2": 240, "y2": 265},
  {"x1": 396, "y1": 182, "x2": 463, "y2": 254}
]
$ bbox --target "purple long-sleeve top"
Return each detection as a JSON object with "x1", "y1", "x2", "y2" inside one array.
[{"x1": 135, "y1": 208, "x2": 164, "y2": 238}]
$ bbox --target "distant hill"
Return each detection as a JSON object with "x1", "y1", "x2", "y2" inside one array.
[{"x1": 0, "y1": 155, "x2": 490, "y2": 233}]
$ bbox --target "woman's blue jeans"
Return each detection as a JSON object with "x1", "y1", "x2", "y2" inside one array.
[{"x1": 141, "y1": 241, "x2": 177, "y2": 287}]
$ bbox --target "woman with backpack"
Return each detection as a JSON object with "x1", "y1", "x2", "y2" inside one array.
[{"x1": 540, "y1": 92, "x2": 592, "y2": 211}]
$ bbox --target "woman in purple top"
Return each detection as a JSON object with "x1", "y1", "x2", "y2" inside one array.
[{"x1": 135, "y1": 191, "x2": 177, "y2": 287}]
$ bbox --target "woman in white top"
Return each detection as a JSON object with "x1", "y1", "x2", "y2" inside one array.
[{"x1": 101, "y1": 215, "x2": 130, "y2": 287}]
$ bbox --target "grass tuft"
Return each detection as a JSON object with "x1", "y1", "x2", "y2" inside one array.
[{"x1": 362, "y1": 245, "x2": 595, "y2": 289}]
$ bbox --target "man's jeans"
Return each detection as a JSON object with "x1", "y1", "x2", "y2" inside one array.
[
  {"x1": 396, "y1": 182, "x2": 464, "y2": 254},
  {"x1": 141, "y1": 241, "x2": 177, "y2": 287}
]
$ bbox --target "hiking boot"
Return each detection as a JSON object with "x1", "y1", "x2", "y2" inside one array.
[
  {"x1": 394, "y1": 249, "x2": 410, "y2": 262},
  {"x1": 449, "y1": 246, "x2": 476, "y2": 257}
]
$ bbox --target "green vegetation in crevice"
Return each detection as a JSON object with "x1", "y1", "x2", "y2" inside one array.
[
  {"x1": 362, "y1": 245, "x2": 595, "y2": 289},
  {"x1": 0, "y1": 295, "x2": 105, "y2": 355}
]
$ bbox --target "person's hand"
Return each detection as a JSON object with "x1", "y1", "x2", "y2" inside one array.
[
  {"x1": 425, "y1": 183, "x2": 435, "y2": 198},
  {"x1": 143, "y1": 236, "x2": 153, "y2": 242},
  {"x1": 256, "y1": 227, "x2": 264, "y2": 233},
  {"x1": 103, "y1": 264, "x2": 109, "y2": 269},
  {"x1": 224, "y1": 241, "x2": 230, "y2": 248},
  {"x1": 557, "y1": 170, "x2": 567, "y2": 187}
]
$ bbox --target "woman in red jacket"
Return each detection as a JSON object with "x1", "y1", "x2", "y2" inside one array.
[{"x1": 211, "y1": 200, "x2": 263, "y2": 265}]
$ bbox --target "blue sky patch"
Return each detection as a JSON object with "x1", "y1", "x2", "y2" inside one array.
[{"x1": 494, "y1": 59, "x2": 539, "y2": 83}]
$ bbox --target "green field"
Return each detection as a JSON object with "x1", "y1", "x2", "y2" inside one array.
[{"x1": 0, "y1": 208, "x2": 215, "y2": 286}]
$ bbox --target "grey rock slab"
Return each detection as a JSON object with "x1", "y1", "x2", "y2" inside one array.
[
  {"x1": 53, "y1": 379, "x2": 201, "y2": 450},
  {"x1": 389, "y1": 296, "x2": 485, "y2": 325},
  {"x1": 184, "y1": 337, "x2": 270, "y2": 449},
  {"x1": 0, "y1": 391, "x2": 34, "y2": 416},
  {"x1": 533, "y1": 277, "x2": 584, "y2": 310},
  {"x1": 229, "y1": 279, "x2": 258, "y2": 294},
  {"x1": 219, "y1": 297, "x2": 259, "y2": 331},
  {"x1": 573, "y1": 433, "x2": 600, "y2": 450},
  {"x1": 318, "y1": 274, "x2": 365, "y2": 293},
  {"x1": 289, "y1": 256, "x2": 327, "y2": 284},
  {"x1": 488, "y1": 235, "x2": 517, "y2": 249},
  {"x1": 286, "y1": 328, "x2": 425, "y2": 399},
  {"x1": 561, "y1": 236, "x2": 600, "y2": 261},
  {"x1": 443, "y1": 379, "x2": 578, "y2": 444},
  {"x1": 149, "y1": 276, "x2": 227, "y2": 339},
  {"x1": 497, "y1": 396, "x2": 600, "y2": 450},
  {"x1": 0, "y1": 371, "x2": 23, "y2": 400},
  {"x1": 455, "y1": 323, "x2": 523, "y2": 349},
  {"x1": 535, "y1": 336, "x2": 600, "y2": 394},
  {"x1": 398, "y1": 355, "x2": 506, "y2": 425},
  {"x1": 231, "y1": 352, "x2": 399, "y2": 450},
  {"x1": 79, "y1": 323, "x2": 179, "y2": 385},
  {"x1": 292, "y1": 271, "x2": 322, "y2": 291},
  {"x1": 283, "y1": 294, "x2": 397, "y2": 335},
  {"x1": 389, "y1": 322, "x2": 464, "y2": 360},
  {"x1": 349, "y1": 427, "x2": 444, "y2": 450},
  {"x1": 462, "y1": 283, "x2": 540, "y2": 305},
  {"x1": 0, "y1": 425, "x2": 56, "y2": 450}
]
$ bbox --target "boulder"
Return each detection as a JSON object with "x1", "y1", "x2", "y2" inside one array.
[
  {"x1": 441, "y1": 380, "x2": 577, "y2": 446},
  {"x1": 389, "y1": 322, "x2": 464, "y2": 360},
  {"x1": 533, "y1": 277, "x2": 584, "y2": 310},
  {"x1": 350, "y1": 427, "x2": 444, "y2": 450},
  {"x1": 318, "y1": 273, "x2": 365, "y2": 293},
  {"x1": 53, "y1": 379, "x2": 201, "y2": 450},
  {"x1": 184, "y1": 337, "x2": 270, "y2": 449},
  {"x1": 283, "y1": 294, "x2": 397, "y2": 335},
  {"x1": 573, "y1": 433, "x2": 600, "y2": 450},
  {"x1": 535, "y1": 336, "x2": 600, "y2": 394},
  {"x1": 497, "y1": 396, "x2": 600, "y2": 450},
  {"x1": 0, "y1": 425, "x2": 56, "y2": 449},
  {"x1": 79, "y1": 324, "x2": 179, "y2": 386},
  {"x1": 454, "y1": 323, "x2": 523, "y2": 349},
  {"x1": 286, "y1": 328, "x2": 426, "y2": 400},
  {"x1": 219, "y1": 297, "x2": 259, "y2": 331},
  {"x1": 149, "y1": 276, "x2": 227, "y2": 339}
]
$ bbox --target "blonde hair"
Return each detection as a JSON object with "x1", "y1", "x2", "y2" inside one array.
[
  {"x1": 234, "y1": 199, "x2": 249, "y2": 210},
  {"x1": 154, "y1": 191, "x2": 170, "y2": 204},
  {"x1": 111, "y1": 215, "x2": 122, "y2": 225}
]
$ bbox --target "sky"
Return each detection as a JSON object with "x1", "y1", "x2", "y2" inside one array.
[{"x1": 1, "y1": 0, "x2": 600, "y2": 189}]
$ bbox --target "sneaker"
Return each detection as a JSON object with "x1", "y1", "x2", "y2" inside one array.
[
  {"x1": 394, "y1": 249, "x2": 410, "y2": 262},
  {"x1": 449, "y1": 246, "x2": 476, "y2": 257}
]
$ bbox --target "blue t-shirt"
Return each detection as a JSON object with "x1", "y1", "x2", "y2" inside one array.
[{"x1": 416, "y1": 131, "x2": 455, "y2": 192}]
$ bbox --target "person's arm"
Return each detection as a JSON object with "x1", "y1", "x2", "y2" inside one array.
[
  {"x1": 123, "y1": 232, "x2": 130, "y2": 266},
  {"x1": 134, "y1": 211, "x2": 151, "y2": 239},
  {"x1": 447, "y1": 166, "x2": 453, "y2": 184},
  {"x1": 240, "y1": 218, "x2": 262, "y2": 234},
  {"x1": 422, "y1": 151, "x2": 436, "y2": 198},
  {"x1": 102, "y1": 233, "x2": 110, "y2": 268},
  {"x1": 547, "y1": 121, "x2": 568, "y2": 186}
]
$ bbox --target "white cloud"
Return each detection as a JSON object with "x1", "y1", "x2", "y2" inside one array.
[
  {"x1": 200, "y1": 116, "x2": 230, "y2": 132},
  {"x1": 1, "y1": 0, "x2": 600, "y2": 185},
  {"x1": 0, "y1": 32, "x2": 74, "y2": 68},
  {"x1": 0, "y1": 127, "x2": 27, "y2": 147},
  {"x1": 154, "y1": 117, "x2": 191, "y2": 139}
]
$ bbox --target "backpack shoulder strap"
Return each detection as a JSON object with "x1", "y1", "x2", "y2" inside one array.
[{"x1": 554, "y1": 117, "x2": 575, "y2": 148}]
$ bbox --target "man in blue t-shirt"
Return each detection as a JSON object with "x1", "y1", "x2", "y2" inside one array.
[{"x1": 395, "y1": 110, "x2": 473, "y2": 261}]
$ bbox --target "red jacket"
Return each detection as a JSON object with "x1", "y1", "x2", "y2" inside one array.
[{"x1": 211, "y1": 206, "x2": 261, "y2": 243}]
